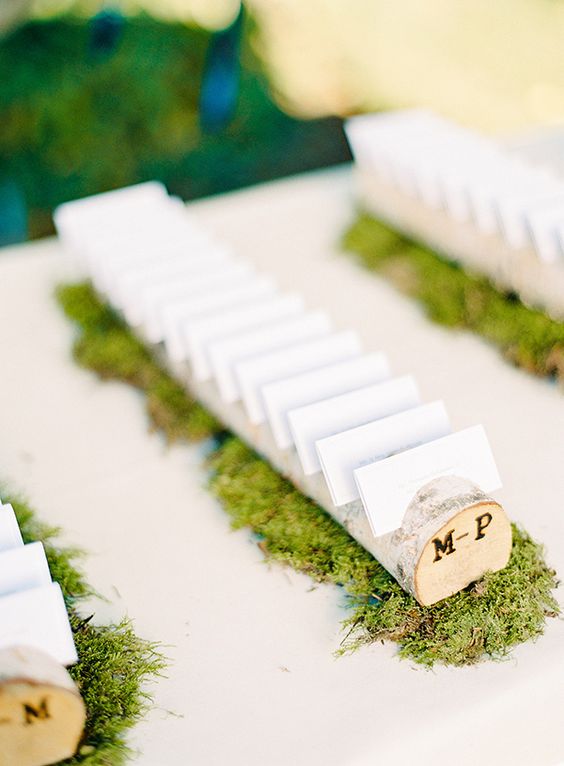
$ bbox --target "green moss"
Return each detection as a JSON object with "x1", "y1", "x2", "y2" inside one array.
[
  {"x1": 57, "y1": 281, "x2": 559, "y2": 666},
  {"x1": 1, "y1": 494, "x2": 166, "y2": 765},
  {"x1": 56, "y1": 283, "x2": 219, "y2": 442},
  {"x1": 209, "y1": 437, "x2": 559, "y2": 666},
  {"x1": 343, "y1": 213, "x2": 564, "y2": 382}
]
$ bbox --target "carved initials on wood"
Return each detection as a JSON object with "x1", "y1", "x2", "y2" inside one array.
[
  {"x1": 23, "y1": 697, "x2": 50, "y2": 725},
  {"x1": 432, "y1": 530, "x2": 455, "y2": 562},
  {"x1": 432, "y1": 512, "x2": 496, "y2": 563}
]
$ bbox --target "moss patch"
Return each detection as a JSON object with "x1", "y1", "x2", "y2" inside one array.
[
  {"x1": 57, "y1": 282, "x2": 219, "y2": 443},
  {"x1": 343, "y1": 213, "x2": 564, "y2": 384},
  {"x1": 57, "y1": 281, "x2": 559, "y2": 666},
  {"x1": 2, "y1": 493, "x2": 166, "y2": 765}
]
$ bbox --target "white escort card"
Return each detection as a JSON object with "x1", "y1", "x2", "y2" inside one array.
[
  {"x1": 0, "y1": 584, "x2": 77, "y2": 666},
  {"x1": 495, "y1": 179, "x2": 562, "y2": 250},
  {"x1": 262, "y1": 352, "x2": 391, "y2": 449},
  {"x1": 160, "y1": 275, "x2": 277, "y2": 358},
  {"x1": 208, "y1": 311, "x2": 333, "y2": 403},
  {"x1": 54, "y1": 181, "x2": 169, "y2": 250},
  {"x1": 354, "y1": 425, "x2": 502, "y2": 536},
  {"x1": 114, "y1": 251, "x2": 234, "y2": 319},
  {"x1": 235, "y1": 331, "x2": 363, "y2": 425},
  {"x1": 0, "y1": 505, "x2": 23, "y2": 552},
  {"x1": 0, "y1": 542, "x2": 51, "y2": 598},
  {"x1": 89, "y1": 225, "x2": 215, "y2": 291},
  {"x1": 526, "y1": 202, "x2": 564, "y2": 264},
  {"x1": 288, "y1": 373, "x2": 421, "y2": 476},
  {"x1": 316, "y1": 401, "x2": 451, "y2": 507},
  {"x1": 145, "y1": 262, "x2": 255, "y2": 342},
  {"x1": 182, "y1": 293, "x2": 305, "y2": 377}
]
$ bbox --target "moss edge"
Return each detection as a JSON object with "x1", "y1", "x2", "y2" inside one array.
[{"x1": 342, "y1": 212, "x2": 564, "y2": 384}]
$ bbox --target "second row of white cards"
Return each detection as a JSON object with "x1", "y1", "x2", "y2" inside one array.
[{"x1": 345, "y1": 110, "x2": 564, "y2": 264}]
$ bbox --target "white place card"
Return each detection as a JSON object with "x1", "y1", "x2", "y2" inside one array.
[
  {"x1": 0, "y1": 542, "x2": 51, "y2": 598},
  {"x1": 235, "y1": 331, "x2": 363, "y2": 425},
  {"x1": 0, "y1": 504, "x2": 23, "y2": 552},
  {"x1": 55, "y1": 180, "x2": 167, "y2": 221},
  {"x1": 316, "y1": 401, "x2": 451, "y2": 507},
  {"x1": 466, "y1": 155, "x2": 530, "y2": 234},
  {"x1": 60, "y1": 197, "x2": 184, "y2": 258},
  {"x1": 182, "y1": 293, "x2": 305, "y2": 377},
  {"x1": 114, "y1": 251, "x2": 233, "y2": 318},
  {"x1": 208, "y1": 311, "x2": 333, "y2": 403},
  {"x1": 526, "y1": 202, "x2": 564, "y2": 264},
  {"x1": 262, "y1": 352, "x2": 391, "y2": 449},
  {"x1": 54, "y1": 181, "x2": 168, "y2": 248},
  {"x1": 160, "y1": 276, "x2": 277, "y2": 356},
  {"x1": 91, "y1": 232, "x2": 218, "y2": 293},
  {"x1": 146, "y1": 262, "x2": 255, "y2": 342},
  {"x1": 0, "y1": 583, "x2": 77, "y2": 666},
  {"x1": 289, "y1": 374, "x2": 421, "y2": 476},
  {"x1": 494, "y1": 178, "x2": 562, "y2": 250},
  {"x1": 354, "y1": 425, "x2": 502, "y2": 536}
]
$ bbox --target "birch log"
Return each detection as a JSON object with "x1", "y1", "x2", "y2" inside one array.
[
  {"x1": 0, "y1": 646, "x2": 85, "y2": 766},
  {"x1": 152, "y1": 352, "x2": 513, "y2": 606}
]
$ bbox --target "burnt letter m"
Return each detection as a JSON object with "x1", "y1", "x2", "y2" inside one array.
[
  {"x1": 23, "y1": 698, "x2": 50, "y2": 725},
  {"x1": 432, "y1": 530, "x2": 456, "y2": 562}
]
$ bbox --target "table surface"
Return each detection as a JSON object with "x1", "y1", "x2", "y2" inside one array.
[{"x1": 0, "y1": 166, "x2": 563, "y2": 766}]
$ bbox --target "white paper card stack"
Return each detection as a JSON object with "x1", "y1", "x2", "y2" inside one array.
[
  {"x1": 0, "y1": 501, "x2": 77, "y2": 666},
  {"x1": 54, "y1": 183, "x2": 504, "y2": 549}
]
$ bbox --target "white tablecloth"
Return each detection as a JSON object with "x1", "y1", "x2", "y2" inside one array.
[{"x1": 0, "y1": 166, "x2": 563, "y2": 766}]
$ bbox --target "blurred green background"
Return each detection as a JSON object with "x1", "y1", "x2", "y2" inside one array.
[
  {"x1": 0, "y1": 6, "x2": 351, "y2": 242},
  {"x1": 2, "y1": 0, "x2": 564, "y2": 244}
]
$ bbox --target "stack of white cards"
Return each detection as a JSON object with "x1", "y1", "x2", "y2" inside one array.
[
  {"x1": 55, "y1": 182, "x2": 502, "y2": 539},
  {"x1": 0, "y1": 500, "x2": 77, "y2": 666},
  {"x1": 345, "y1": 109, "x2": 564, "y2": 264}
]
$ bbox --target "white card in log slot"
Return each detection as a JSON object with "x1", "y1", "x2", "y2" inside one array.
[
  {"x1": 208, "y1": 311, "x2": 333, "y2": 403},
  {"x1": 289, "y1": 373, "x2": 421, "y2": 476},
  {"x1": 54, "y1": 181, "x2": 167, "y2": 221},
  {"x1": 146, "y1": 262, "x2": 255, "y2": 342},
  {"x1": 467, "y1": 156, "x2": 530, "y2": 234},
  {"x1": 354, "y1": 425, "x2": 502, "y2": 536},
  {"x1": 111, "y1": 250, "x2": 232, "y2": 311},
  {"x1": 54, "y1": 181, "x2": 168, "y2": 246},
  {"x1": 183, "y1": 293, "x2": 305, "y2": 378},
  {"x1": 115, "y1": 251, "x2": 233, "y2": 319},
  {"x1": 316, "y1": 401, "x2": 451, "y2": 507},
  {"x1": 495, "y1": 180, "x2": 562, "y2": 250},
  {"x1": 262, "y1": 352, "x2": 391, "y2": 450},
  {"x1": 0, "y1": 583, "x2": 77, "y2": 666},
  {"x1": 92, "y1": 233, "x2": 221, "y2": 293},
  {"x1": 526, "y1": 201, "x2": 564, "y2": 264},
  {"x1": 159, "y1": 276, "x2": 277, "y2": 356},
  {"x1": 235, "y1": 331, "x2": 363, "y2": 425},
  {"x1": 0, "y1": 542, "x2": 52, "y2": 598},
  {"x1": 0, "y1": 505, "x2": 23, "y2": 553},
  {"x1": 65, "y1": 200, "x2": 190, "y2": 260}
]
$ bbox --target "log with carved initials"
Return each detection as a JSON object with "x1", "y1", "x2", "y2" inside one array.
[
  {"x1": 374, "y1": 475, "x2": 513, "y2": 605},
  {"x1": 0, "y1": 646, "x2": 85, "y2": 766}
]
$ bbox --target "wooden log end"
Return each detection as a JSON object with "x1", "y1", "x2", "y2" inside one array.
[
  {"x1": 0, "y1": 646, "x2": 85, "y2": 766},
  {"x1": 409, "y1": 477, "x2": 512, "y2": 606}
]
